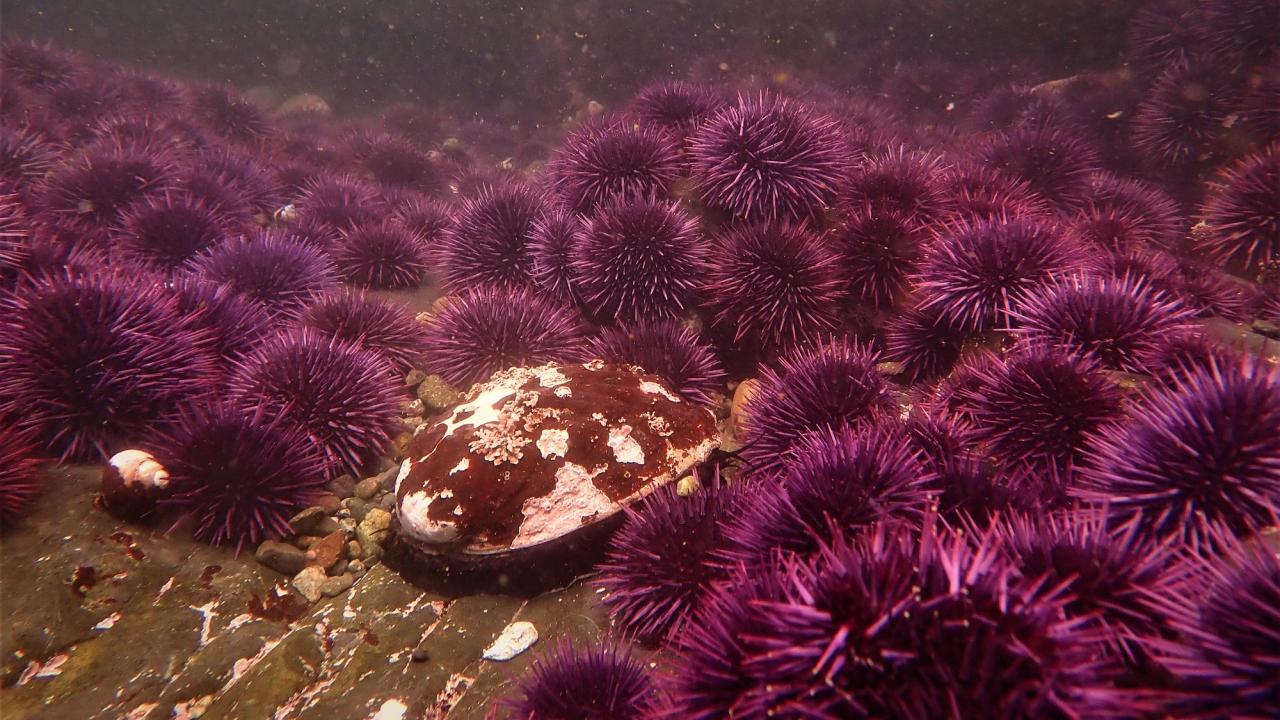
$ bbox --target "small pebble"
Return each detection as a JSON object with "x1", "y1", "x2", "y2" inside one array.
[
  {"x1": 346, "y1": 497, "x2": 370, "y2": 522},
  {"x1": 417, "y1": 374, "x2": 461, "y2": 413},
  {"x1": 313, "y1": 494, "x2": 342, "y2": 514},
  {"x1": 313, "y1": 517, "x2": 341, "y2": 536},
  {"x1": 354, "y1": 477, "x2": 380, "y2": 500},
  {"x1": 294, "y1": 535, "x2": 321, "y2": 550},
  {"x1": 327, "y1": 474, "x2": 356, "y2": 499},
  {"x1": 346, "y1": 540, "x2": 362, "y2": 559},
  {"x1": 287, "y1": 506, "x2": 325, "y2": 535},
  {"x1": 319, "y1": 572, "x2": 355, "y2": 597},
  {"x1": 363, "y1": 507, "x2": 393, "y2": 533},
  {"x1": 292, "y1": 566, "x2": 326, "y2": 603},
  {"x1": 379, "y1": 493, "x2": 396, "y2": 511},
  {"x1": 404, "y1": 369, "x2": 427, "y2": 387},
  {"x1": 256, "y1": 540, "x2": 307, "y2": 575},
  {"x1": 307, "y1": 530, "x2": 346, "y2": 570},
  {"x1": 348, "y1": 559, "x2": 366, "y2": 577},
  {"x1": 375, "y1": 465, "x2": 400, "y2": 492}
]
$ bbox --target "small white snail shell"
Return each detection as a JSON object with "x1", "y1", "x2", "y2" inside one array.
[{"x1": 107, "y1": 449, "x2": 170, "y2": 490}]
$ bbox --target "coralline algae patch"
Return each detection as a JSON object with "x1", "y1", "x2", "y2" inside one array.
[{"x1": 396, "y1": 362, "x2": 719, "y2": 554}]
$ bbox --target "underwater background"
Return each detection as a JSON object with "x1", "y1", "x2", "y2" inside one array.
[{"x1": 1, "y1": 0, "x2": 1278, "y2": 718}]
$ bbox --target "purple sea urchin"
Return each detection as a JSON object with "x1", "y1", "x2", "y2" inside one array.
[
  {"x1": 158, "y1": 403, "x2": 326, "y2": 552},
  {"x1": 435, "y1": 181, "x2": 545, "y2": 292},
  {"x1": 629, "y1": 80, "x2": 724, "y2": 135},
  {"x1": 1199, "y1": 144, "x2": 1280, "y2": 274},
  {"x1": 940, "y1": 163, "x2": 1053, "y2": 225},
  {"x1": 297, "y1": 289, "x2": 428, "y2": 373},
  {"x1": 38, "y1": 144, "x2": 173, "y2": 239},
  {"x1": 993, "y1": 508, "x2": 1182, "y2": 666},
  {"x1": 705, "y1": 522, "x2": 1114, "y2": 718},
  {"x1": 830, "y1": 204, "x2": 929, "y2": 309},
  {"x1": 721, "y1": 424, "x2": 931, "y2": 564},
  {"x1": 586, "y1": 319, "x2": 725, "y2": 405},
  {"x1": 739, "y1": 338, "x2": 894, "y2": 479},
  {"x1": 0, "y1": 272, "x2": 216, "y2": 462},
  {"x1": 1078, "y1": 355, "x2": 1280, "y2": 544},
  {"x1": 1132, "y1": 59, "x2": 1236, "y2": 170},
  {"x1": 505, "y1": 640, "x2": 655, "y2": 720},
  {"x1": 571, "y1": 196, "x2": 707, "y2": 325},
  {"x1": 345, "y1": 131, "x2": 443, "y2": 194},
  {"x1": 112, "y1": 190, "x2": 233, "y2": 271},
  {"x1": 1079, "y1": 173, "x2": 1185, "y2": 252},
  {"x1": 1010, "y1": 274, "x2": 1196, "y2": 374},
  {"x1": 529, "y1": 207, "x2": 580, "y2": 304},
  {"x1": 550, "y1": 118, "x2": 682, "y2": 213},
  {"x1": 839, "y1": 146, "x2": 950, "y2": 225},
  {"x1": 884, "y1": 305, "x2": 970, "y2": 385},
  {"x1": 0, "y1": 125, "x2": 62, "y2": 187},
  {"x1": 420, "y1": 286, "x2": 586, "y2": 387},
  {"x1": 956, "y1": 346, "x2": 1125, "y2": 473},
  {"x1": 295, "y1": 173, "x2": 383, "y2": 242},
  {"x1": 689, "y1": 92, "x2": 848, "y2": 222},
  {"x1": 229, "y1": 330, "x2": 402, "y2": 476},
  {"x1": 595, "y1": 481, "x2": 744, "y2": 643},
  {"x1": 973, "y1": 123, "x2": 1101, "y2": 210},
  {"x1": 166, "y1": 276, "x2": 275, "y2": 366},
  {"x1": 0, "y1": 419, "x2": 43, "y2": 526},
  {"x1": 331, "y1": 220, "x2": 431, "y2": 290},
  {"x1": 1125, "y1": 0, "x2": 1205, "y2": 81},
  {"x1": 1151, "y1": 535, "x2": 1280, "y2": 718},
  {"x1": 703, "y1": 221, "x2": 846, "y2": 354},
  {"x1": 189, "y1": 85, "x2": 273, "y2": 143},
  {"x1": 190, "y1": 232, "x2": 338, "y2": 319},
  {"x1": 915, "y1": 216, "x2": 1081, "y2": 332}
]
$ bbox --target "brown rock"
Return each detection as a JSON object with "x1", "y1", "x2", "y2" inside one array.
[
  {"x1": 327, "y1": 474, "x2": 356, "y2": 499},
  {"x1": 307, "y1": 531, "x2": 346, "y2": 571},
  {"x1": 319, "y1": 572, "x2": 355, "y2": 597},
  {"x1": 354, "y1": 477, "x2": 380, "y2": 500},
  {"x1": 395, "y1": 362, "x2": 719, "y2": 558},
  {"x1": 312, "y1": 493, "x2": 342, "y2": 514},
  {"x1": 404, "y1": 369, "x2": 427, "y2": 388},
  {"x1": 288, "y1": 506, "x2": 326, "y2": 535},
  {"x1": 256, "y1": 540, "x2": 308, "y2": 575},
  {"x1": 416, "y1": 374, "x2": 461, "y2": 414},
  {"x1": 291, "y1": 566, "x2": 326, "y2": 603}
]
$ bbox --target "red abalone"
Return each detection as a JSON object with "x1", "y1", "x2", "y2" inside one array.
[{"x1": 393, "y1": 361, "x2": 719, "y2": 559}]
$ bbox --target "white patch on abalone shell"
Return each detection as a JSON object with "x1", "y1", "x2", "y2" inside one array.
[
  {"x1": 607, "y1": 425, "x2": 645, "y2": 464},
  {"x1": 398, "y1": 490, "x2": 459, "y2": 543},
  {"x1": 638, "y1": 380, "x2": 681, "y2": 402},
  {"x1": 482, "y1": 621, "x2": 539, "y2": 661},
  {"x1": 513, "y1": 463, "x2": 616, "y2": 548},
  {"x1": 553, "y1": 385, "x2": 572, "y2": 398},
  {"x1": 534, "y1": 365, "x2": 568, "y2": 387},
  {"x1": 536, "y1": 428, "x2": 569, "y2": 459},
  {"x1": 394, "y1": 458, "x2": 412, "y2": 494},
  {"x1": 449, "y1": 458, "x2": 469, "y2": 476},
  {"x1": 583, "y1": 359, "x2": 605, "y2": 371}
]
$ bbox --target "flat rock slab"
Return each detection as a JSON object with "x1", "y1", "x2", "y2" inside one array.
[{"x1": 0, "y1": 464, "x2": 614, "y2": 719}]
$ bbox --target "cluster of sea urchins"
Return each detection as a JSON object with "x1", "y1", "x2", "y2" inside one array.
[{"x1": 2, "y1": 5, "x2": 1279, "y2": 715}]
